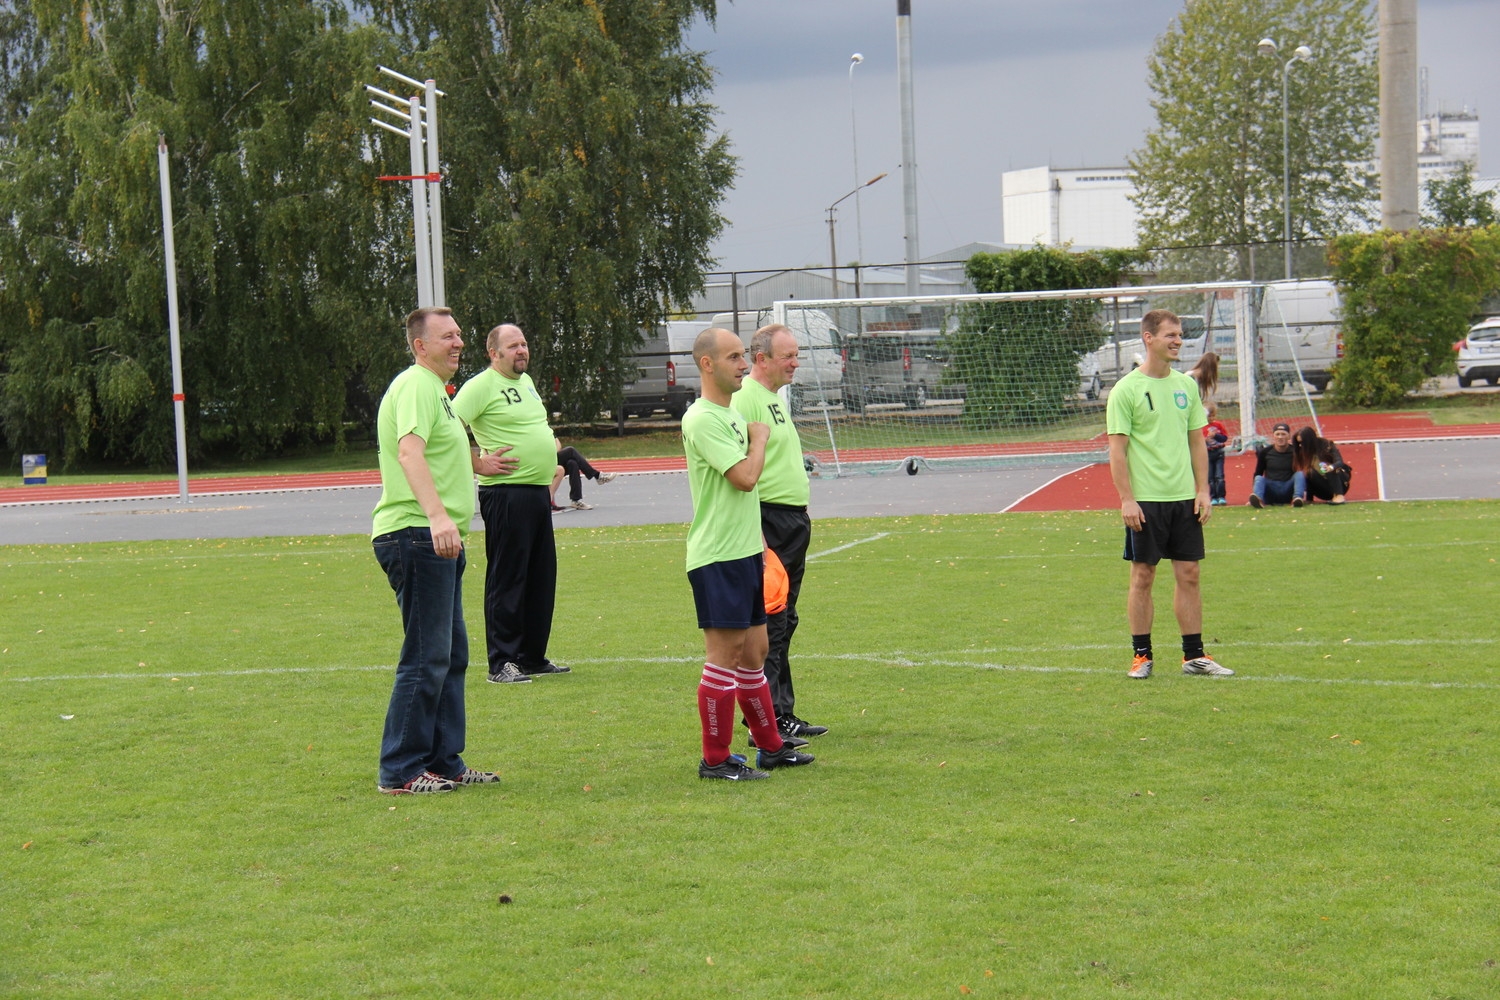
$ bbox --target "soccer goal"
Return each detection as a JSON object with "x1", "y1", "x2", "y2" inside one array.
[{"x1": 768, "y1": 281, "x2": 1322, "y2": 477}]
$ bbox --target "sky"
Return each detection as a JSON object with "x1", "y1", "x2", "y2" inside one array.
[{"x1": 684, "y1": 0, "x2": 1500, "y2": 275}]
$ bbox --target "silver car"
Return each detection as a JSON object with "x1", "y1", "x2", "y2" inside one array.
[{"x1": 1456, "y1": 317, "x2": 1500, "y2": 388}]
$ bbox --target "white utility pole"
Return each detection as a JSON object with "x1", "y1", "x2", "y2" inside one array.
[{"x1": 157, "y1": 136, "x2": 190, "y2": 503}]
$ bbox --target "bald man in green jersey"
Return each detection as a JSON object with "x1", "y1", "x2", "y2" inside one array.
[
  {"x1": 682, "y1": 328, "x2": 816, "y2": 781},
  {"x1": 1106, "y1": 308, "x2": 1234, "y2": 681},
  {"x1": 731, "y1": 324, "x2": 827, "y2": 745}
]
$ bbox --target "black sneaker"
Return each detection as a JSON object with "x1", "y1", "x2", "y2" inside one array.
[
  {"x1": 699, "y1": 757, "x2": 769, "y2": 780},
  {"x1": 748, "y1": 732, "x2": 808, "y2": 750},
  {"x1": 525, "y1": 660, "x2": 571, "y2": 676},
  {"x1": 487, "y1": 662, "x2": 532, "y2": 684},
  {"x1": 782, "y1": 715, "x2": 829, "y2": 738},
  {"x1": 756, "y1": 745, "x2": 815, "y2": 769},
  {"x1": 1248, "y1": 494, "x2": 1264, "y2": 509}
]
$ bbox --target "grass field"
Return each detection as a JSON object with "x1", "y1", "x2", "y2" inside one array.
[{"x1": 4, "y1": 502, "x2": 1499, "y2": 998}]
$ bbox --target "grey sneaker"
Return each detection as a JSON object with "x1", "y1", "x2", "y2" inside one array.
[
  {"x1": 596, "y1": 472, "x2": 617, "y2": 484},
  {"x1": 378, "y1": 770, "x2": 456, "y2": 795},
  {"x1": 449, "y1": 767, "x2": 500, "y2": 785},
  {"x1": 1182, "y1": 656, "x2": 1234, "y2": 676},
  {"x1": 568, "y1": 500, "x2": 594, "y2": 510},
  {"x1": 1128, "y1": 654, "x2": 1153, "y2": 679},
  {"x1": 699, "y1": 757, "x2": 769, "y2": 780},
  {"x1": 488, "y1": 661, "x2": 532, "y2": 684}
]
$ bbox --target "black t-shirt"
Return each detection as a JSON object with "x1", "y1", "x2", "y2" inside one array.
[{"x1": 1257, "y1": 445, "x2": 1295, "y2": 482}]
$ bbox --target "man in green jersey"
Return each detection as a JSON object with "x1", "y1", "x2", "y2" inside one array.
[
  {"x1": 371, "y1": 307, "x2": 511, "y2": 794},
  {"x1": 682, "y1": 327, "x2": 816, "y2": 780},
  {"x1": 1105, "y1": 309, "x2": 1234, "y2": 680},
  {"x1": 731, "y1": 324, "x2": 827, "y2": 745},
  {"x1": 453, "y1": 323, "x2": 570, "y2": 683}
]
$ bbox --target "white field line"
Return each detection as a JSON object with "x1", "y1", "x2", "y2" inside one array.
[
  {"x1": 9, "y1": 640, "x2": 1497, "y2": 690},
  {"x1": 807, "y1": 532, "x2": 890, "y2": 560},
  {"x1": 1001, "y1": 464, "x2": 1095, "y2": 513}
]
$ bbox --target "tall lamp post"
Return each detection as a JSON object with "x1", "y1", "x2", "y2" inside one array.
[
  {"x1": 1258, "y1": 38, "x2": 1313, "y2": 279},
  {"x1": 848, "y1": 53, "x2": 866, "y2": 267},
  {"x1": 827, "y1": 172, "x2": 889, "y2": 298}
]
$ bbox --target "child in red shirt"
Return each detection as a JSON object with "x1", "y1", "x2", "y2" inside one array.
[{"x1": 1203, "y1": 401, "x2": 1230, "y2": 506}]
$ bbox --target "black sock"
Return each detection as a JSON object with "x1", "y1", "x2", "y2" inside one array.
[
  {"x1": 1132, "y1": 634, "x2": 1152, "y2": 660},
  {"x1": 1182, "y1": 633, "x2": 1205, "y2": 660}
]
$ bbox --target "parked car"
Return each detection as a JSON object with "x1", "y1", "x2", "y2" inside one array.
[
  {"x1": 619, "y1": 324, "x2": 696, "y2": 418},
  {"x1": 1257, "y1": 279, "x2": 1342, "y2": 393},
  {"x1": 1456, "y1": 317, "x2": 1500, "y2": 387},
  {"x1": 840, "y1": 333, "x2": 941, "y2": 412}
]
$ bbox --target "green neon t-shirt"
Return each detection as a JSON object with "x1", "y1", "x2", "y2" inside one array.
[
  {"x1": 681, "y1": 398, "x2": 762, "y2": 572},
  {"x1": 730, "y1": 378, "x2": 808, "y2": 507},
  {"x1": 1104, "y1": 367, "x2": 1206, "y2": 501},
  {"x1": 371, "y1": 364, "x2": 476, "y2": 540},
  {"x1": 451, "y1": 369, "x2": 556, "y2": 486}
]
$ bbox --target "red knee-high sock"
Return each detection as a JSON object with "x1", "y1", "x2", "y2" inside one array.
[
  {"x1": 698, "y1": 663, "x2": 737, "y2": 765},
  {"x1": 735, "y1": 666, "x2": 783, "y2": 754}
]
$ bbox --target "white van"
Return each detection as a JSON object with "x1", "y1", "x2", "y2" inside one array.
[
  {"x1": 710, "y1": 309, "x2": 844, "y2": 413},
  {"x1": 1257, "y1": 279, "x2": 1342, "y2": 392}
]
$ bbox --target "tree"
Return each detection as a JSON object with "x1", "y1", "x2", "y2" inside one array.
[
  {"x1": 1327, "y1": 226, "x2": 1500, "y2": 406},
  {"x1": 951, "y1": 246, "x2": 1145, "y2": 430},
  {"x1": 367, "y1": 0, "x2": 735, "y2": 423},
  {"x1": 1423, "y1": 164, "x2": 1499, "y2": 229},
  {"x1": 1129, "y1": 0, "x2": 1378, "y2": 279},
  {"x1": 0, "y1": 0, "x2": 404, "y2": 468}
]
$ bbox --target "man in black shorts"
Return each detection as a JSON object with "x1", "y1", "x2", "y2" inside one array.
[
  {"x1": 1105, "y1": 309, "x2": 1234, "y2": 679},
  {"x1": 681, "y1": 328, "x2": 816, "y2": 779}
]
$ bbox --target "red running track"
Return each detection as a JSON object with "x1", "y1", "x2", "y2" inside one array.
[{"x1": 3, "y1": 411, "x2": 1494, "y2": 508}]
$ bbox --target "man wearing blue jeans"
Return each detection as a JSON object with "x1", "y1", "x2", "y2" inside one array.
[
  {"x1": 1249, "y1": 422, "x2": 1306, "y2": 508},
  {"x1": 371, "y1": 307, "x2": 514, "y2": 795}
]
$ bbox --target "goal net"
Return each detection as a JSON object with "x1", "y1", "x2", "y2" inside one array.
[{"x1": 768, "y1": 281, "x2": 1324, "y2": 477}]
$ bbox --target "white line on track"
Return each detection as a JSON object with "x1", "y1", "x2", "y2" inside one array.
[
  {"x1": 807, "y1": 532, "x2": 889, "y2": 560},
  {"x1": 1375, "y1": 441, "x2": 1387, "y2": 501},
  {"x1": 1001, "y1": 464, "x2": 1094, "y2": 512}
]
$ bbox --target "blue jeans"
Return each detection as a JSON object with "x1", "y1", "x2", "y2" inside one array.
[
  {"x1": 373, "y1": 527, "x2": 468, "y2": 787},
  {"x1": 1253, "y1": 472, "x2": 1307, "y2": 505}
]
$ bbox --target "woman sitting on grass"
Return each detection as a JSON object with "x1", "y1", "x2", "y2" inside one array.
[{"x1": 1292, "y1": 426, "x2": 1351, "y2": 505}]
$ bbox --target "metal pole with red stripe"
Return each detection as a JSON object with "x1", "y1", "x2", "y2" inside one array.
[{"x1": 157, "y1": 135, "x2": 190, "y2": 502}]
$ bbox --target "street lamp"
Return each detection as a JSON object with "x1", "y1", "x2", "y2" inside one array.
[
  {"x1": 828, "y1": 172, "x2": 889, "y2": 297},
  {"x1": 1258, "y1": 37, "x2": 1313, "y2": 279},
  {"x1": 848, "y1": 53, "x2": 866, "y2": 266}
]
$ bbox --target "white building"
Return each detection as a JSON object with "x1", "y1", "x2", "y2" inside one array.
[
  {"x1": 1001, "y1": 166, "x2": 1138, "y2": 248},
  {"x1": 1418, "y1": 107, "x2": 1480, "y2": 185}
]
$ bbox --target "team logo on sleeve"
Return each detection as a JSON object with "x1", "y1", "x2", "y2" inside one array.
[{"x1": 1173, "y1": 390, "x2": 1188, "y2": 410}]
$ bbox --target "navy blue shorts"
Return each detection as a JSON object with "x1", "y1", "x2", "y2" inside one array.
[
  {"x1": 688, "y1": 553, "x2": 767, "y2": 630},
  {"x1": 1123, "y1": 499, "x2": 1205, "y2": 565}
]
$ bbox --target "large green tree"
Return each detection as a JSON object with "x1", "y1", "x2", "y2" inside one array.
[
  {"x1": 0, "y1": 0, "x2": 401, "y2": 468},
  {"x1": 1130, "y1": 0, "x2": 1378, "y2": 279},
  {"x1": 368, "y1": 0, "x2": 735, "y2": 423}
]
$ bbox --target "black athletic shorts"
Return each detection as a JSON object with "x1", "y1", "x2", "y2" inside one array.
[
  {"x1": 688, "y1": 552, "x2": 767, "y2": 630},
  {"x1": 1123, "y1": 499, "x2": 1205, "y2": 565}
]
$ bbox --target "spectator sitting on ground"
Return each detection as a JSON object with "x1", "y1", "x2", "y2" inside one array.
[
  {"x1": 1292, "y1": 426, "x2": 1351, "y2": 505},
  {"x1": 1249, "y1": 422, "x2": 1306, "y2": 508}
]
